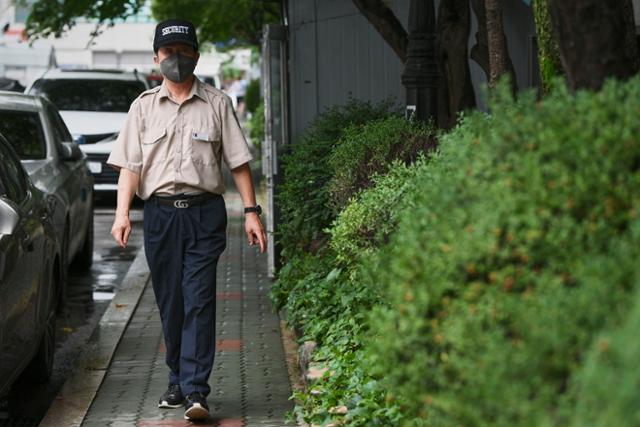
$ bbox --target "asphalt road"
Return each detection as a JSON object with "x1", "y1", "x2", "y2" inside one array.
[{"x1": 0, "y1": 196, "x2": 144, "y2": 427}]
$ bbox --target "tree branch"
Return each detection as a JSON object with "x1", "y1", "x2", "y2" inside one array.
[{"x1": 352, "y1": 0, "x2": 408, "y2": 62}]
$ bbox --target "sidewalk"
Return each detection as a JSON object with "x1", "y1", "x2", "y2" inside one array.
[{"x1": 77, "y1": 193, "x2": 293, "y2": 426}]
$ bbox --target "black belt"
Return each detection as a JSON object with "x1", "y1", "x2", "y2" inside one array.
[{"x1": 151, "y1": 193, "x2": 220, "y2": 208}]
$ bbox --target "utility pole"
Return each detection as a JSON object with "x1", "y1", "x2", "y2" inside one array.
[{"x1": 401, "y1": 0, "x2": 439, "y2": 123}]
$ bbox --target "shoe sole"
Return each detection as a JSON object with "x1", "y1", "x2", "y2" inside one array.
[
  {"x1": 158, "y1": 400, "x2": 184, "y2": 409},
  {"x1": 184, "y1": 403, "x2": 209, "y2": 420}
]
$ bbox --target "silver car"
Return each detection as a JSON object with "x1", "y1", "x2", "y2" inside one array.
[{"x1": 0, "y1": 91, "x2": 94, "y2": 308}]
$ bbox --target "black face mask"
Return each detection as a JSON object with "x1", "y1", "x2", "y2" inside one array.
[{"x1": 159, "y1": 53, "x2": 197, "y2": 83}]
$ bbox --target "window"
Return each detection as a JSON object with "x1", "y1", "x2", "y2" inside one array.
[
  {"x1": 30, "y1": 79, "x2": 147, "y2": 112},
  {"x1": 42, "y1": 99, "x2": 73, "y2": 144},
  {"x1": 0, "y1": 138, "x2": 29, "y2": 203},
  {"x1": 0, "y1": 110, "x2": 47, "y2": 159}
]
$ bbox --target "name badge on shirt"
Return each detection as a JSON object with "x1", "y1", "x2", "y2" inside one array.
[{"x1": 192, "y1": 131, "x2": 210, "y2": 141}]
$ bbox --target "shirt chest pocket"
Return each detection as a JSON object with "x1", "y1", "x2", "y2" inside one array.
[
  {"x1": 190, "y1": 126, "x2": 221, "y2": 166},
  {"x1": 141, "y1": 128, "x2": 168, "y2": 164}
]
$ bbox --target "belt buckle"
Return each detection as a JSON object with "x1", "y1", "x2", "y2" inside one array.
[{"x1": 173, "y1": 199, "x2": 189, "y2": 208}]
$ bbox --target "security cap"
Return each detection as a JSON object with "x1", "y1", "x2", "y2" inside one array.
[{"x1": 153, "y1": 19, "x2": 198, "y2": 53}]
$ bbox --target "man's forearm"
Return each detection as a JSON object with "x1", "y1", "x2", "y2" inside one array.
[
  {"x1": 116, "y1": 168, "x2": 140, "y2": 216},
  {"x1": 230, "y1": 163, "x2": 257, "y2": 207}
]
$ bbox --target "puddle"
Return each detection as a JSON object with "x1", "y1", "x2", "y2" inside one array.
[
  {"x1": 92, "y1": 292, "x2": 115, "y2": 301},
  {"x1": 100, "y1": 244, "x2": 139, "y2": 262}
]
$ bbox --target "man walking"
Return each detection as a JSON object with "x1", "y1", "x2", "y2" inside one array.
[{"x1": 108, "y1": 19, "x2": 266, "y2": 421}]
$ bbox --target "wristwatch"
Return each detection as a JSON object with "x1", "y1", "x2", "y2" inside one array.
[{"x1": 244, "y1": 205, "x2": 262, "y2": 215}]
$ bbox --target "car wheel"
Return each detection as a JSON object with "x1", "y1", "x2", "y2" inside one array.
[
  {"x1": 25, "y1": 272, "x2": 56, "y2": 384},
  {"x1": 73, "y1": 209, "x2": 94, "y2": 271}
]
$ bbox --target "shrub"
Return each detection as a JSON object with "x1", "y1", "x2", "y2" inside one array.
[
  {"x1": 248, "y1": 102, "x2": 264, "y2": 155},
  {"x1": 330, "y1": 159, "x2": 427, "y2": 268},
  {"x1": 277, "y1": 98, "x2": 398, "y2": 261},
  {"x1": 245, "y1": 79, "x2": 261, "y2": 114},
  {"x1": 364, "y1": 77, "x2": 640, "y2": 426},
  {"x1": 566, "y1": 264, "x2": 640, "y2": 427},
  {"x1": 278, "y1": 160, "x2": 429, "y2": 341},
  {"x1": 283, "y1": 160, "x2": 427, "y2": 426},
  {"x1": 328, "y1": 116, "x2": 437, "y2": 212}
]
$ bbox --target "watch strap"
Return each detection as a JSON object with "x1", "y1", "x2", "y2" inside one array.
[{"x1": 244, "y1": 205, "x2": 262, "y2": 215}]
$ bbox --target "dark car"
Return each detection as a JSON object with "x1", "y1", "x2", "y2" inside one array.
[
  {"x1": 0, "y1": 91, "x2": 94, "y2": 306},
  {"x1": 0, "y1": 133, "x2": 60, "y2": 398}
]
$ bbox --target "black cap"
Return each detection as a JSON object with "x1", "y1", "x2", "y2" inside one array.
[{"x1": 153, "y1": 19, "x2": 198, "y2": 53}]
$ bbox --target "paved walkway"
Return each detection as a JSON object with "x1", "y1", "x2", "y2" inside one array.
[{"x1": 80, "y1": 194, "x2": 293, "y2": 426}]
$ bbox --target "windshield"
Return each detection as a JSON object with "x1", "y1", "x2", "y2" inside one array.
[{"x1": 30, "y1": 78, "x2": 146, "y2": 112}]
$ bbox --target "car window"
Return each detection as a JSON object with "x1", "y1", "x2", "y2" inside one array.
[
  {"x1": 0, "y1": 136, "x2": 29, "y2": 203},
  {"x1": 0, "y1": 110, "x2": 47, "y2": 159},
  {"x1": 43, "y1": 99, "x2": 73, "y2": 143},
  {"x1": 30, "y1": 78, "x2": 147, "y2": 112}
]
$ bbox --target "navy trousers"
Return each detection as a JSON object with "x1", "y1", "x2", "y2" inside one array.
[{"x1": 143, "y1": 194, "x2": 227, "y2": 396}]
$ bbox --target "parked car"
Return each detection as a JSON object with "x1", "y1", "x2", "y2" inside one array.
[
  {"x1": 25, "y1": 69, "x2": 148, "y2": 195},
  {"x1": 0, "y1": 132, "x2": 59, "y2": 397},
  {"x1": 0, "y1": 77, "x2": 25, "y2": 93},
  {"x1": 79, "y1": 132, "x2": 120, "y2": 195},
  {"x1": 0, "y1": 91, "x2": 94, "y2": 307}
]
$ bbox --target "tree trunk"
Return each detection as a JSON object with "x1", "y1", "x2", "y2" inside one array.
[
  {"x1": 470, "y1": 0, "x2": 490, "y2": 78},
  {"x1": 622, "y1": 0, "x2": 640, "y2": 72},
  {"x1": 471, "y1": 0, "x2": 518, "y2": 93},
  {"x1": 548, "y1": 0, "x2": 638, "y2": 91},
  {"x1": 437, "y1": 0, "x2": 476, "y2": 128},
  {"x1": 352, "y1": 0, "x2": 408, "y2": 62},
  {"x1": 485, "y1": 0, "x2": 517, "y2": 90},
  {"x1": 532, "y1": 0, "x2": 562, "y2": 94}
]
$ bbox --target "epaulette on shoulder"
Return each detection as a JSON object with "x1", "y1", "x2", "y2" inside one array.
[
  {"x1": 138, "y1": 86, "x2": 161, "y2": 99},
  {"x1": 202, "y1": 84, "x2": 225, "y2": 98}
]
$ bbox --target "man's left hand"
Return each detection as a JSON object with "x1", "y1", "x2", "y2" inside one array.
[{"x1": 245, "y1": 213, "x2": 267, "y2": 253}]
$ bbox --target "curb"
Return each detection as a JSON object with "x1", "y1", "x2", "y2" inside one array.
[
  {"x1": 279, "y1": 319, "x2": 308, "y2": 427},
  {"x1": 38, "y1": 248, "x2": 150, "y2": 427}
]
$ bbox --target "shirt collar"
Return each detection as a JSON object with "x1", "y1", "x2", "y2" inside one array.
[
  {"x1": 158, "y1": 76, "x2": 207, "y2": 102},
  {"x1": 192, "y1": 77, "x2": 207, "y2": 101}
]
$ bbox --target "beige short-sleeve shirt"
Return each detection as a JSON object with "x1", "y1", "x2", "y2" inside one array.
[{"x1": 107, "y1": 77, "x2": 253, "y2": 200}]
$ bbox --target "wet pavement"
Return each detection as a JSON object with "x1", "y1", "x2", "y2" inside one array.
[{"x1": 0, "y1": 198, "x2": 144, "y2": 427}]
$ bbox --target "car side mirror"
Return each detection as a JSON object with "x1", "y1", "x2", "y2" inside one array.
[
  {"x1": 0, "y1": 198, "x2": 19, "y2": 236},
  {"x1": 60, "y1": 142, "x2": 84, "y2": 161}
]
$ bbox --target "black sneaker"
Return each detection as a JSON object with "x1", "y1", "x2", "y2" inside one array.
[
  {"x1": 183, "y1": 392, "x2": 209, "y2": 420},
  {"x1": 158, "y1": 383, "x2": 184, "y2": 408}
]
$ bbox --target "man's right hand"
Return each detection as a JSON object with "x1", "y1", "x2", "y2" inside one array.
[
  {"x1": 111, "y1": 167, "x2": 139, "y2": 248},
  {"x1": 111, "y1": 212, "x2": 132, "y2": 248}
]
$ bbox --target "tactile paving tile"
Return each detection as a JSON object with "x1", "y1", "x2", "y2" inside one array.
[{"x1": 81, "y1": 194, "x2": 293, "y2": 426}]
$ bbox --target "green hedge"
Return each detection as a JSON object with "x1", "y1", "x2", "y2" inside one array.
[
  {"x1": 274, "y1": 102, "x2": 435, "y2": 426},
  {"x1": 245, "y1": 78, "x2": 261, "y2": 114},
  {"x1": 277, "y1": 160, "x2": 427, "y2": 342},
  {"x1": 286, "y1": 161, "x2": 428, "y2": 426},
  {"x1": 248, "y1": 101, "x2": 264, "y2": 155},
  {"x1": 276, "y1": 76, "x2": 640, "y2": 427},
  {"x1": 328, "y1": 116, "x2": 436, "y2": 212},
  {"x1": 567, "y1": 276, "x2": 640, "y2": 427},
  {"x1": 330, "y1": 160, "x2": 426, "y2": 268},
  {"x1": 277, "y1": 99, "x2": 398, "y2": 260},
  {"x1": 365, "y1": 78, "x2": 640, "y2": 426}
]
